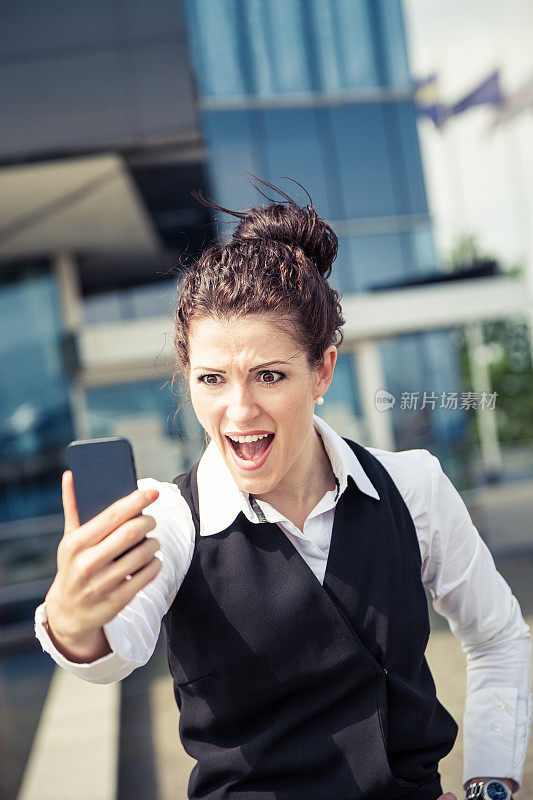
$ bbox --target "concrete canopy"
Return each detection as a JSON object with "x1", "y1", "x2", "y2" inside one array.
[{"x1": 0, "y1": 153, "x2": 160, "y2": 263}]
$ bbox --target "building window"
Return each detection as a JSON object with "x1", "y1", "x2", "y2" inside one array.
[
  {"x1": 0, "y1": 267, "x2": 73, "y2": 523},
  {"x1": 332, "y1": 223, "x2": 436, "y2": 294}
]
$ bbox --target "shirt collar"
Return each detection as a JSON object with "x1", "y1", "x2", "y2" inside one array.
[{"x1": 196, "y1": 413, "x2": 380, "y2": 536}]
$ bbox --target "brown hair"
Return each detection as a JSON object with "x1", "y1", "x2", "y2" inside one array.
[{"x1": 172, "y1": 177, "x2": 345, "y2": 380}]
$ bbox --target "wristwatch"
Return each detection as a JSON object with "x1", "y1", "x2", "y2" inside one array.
[{"x1": 465, "y1": 780, "x2": 513, "y2": 799}]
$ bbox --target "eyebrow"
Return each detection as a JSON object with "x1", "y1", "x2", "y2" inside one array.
[{"x1": 193, "y1": 360, "x2": 291, "y2": 373}]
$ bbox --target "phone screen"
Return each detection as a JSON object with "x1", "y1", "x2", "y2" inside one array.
[{"x1": 67, "y1": 437, "x2": 138, "y2": 526}]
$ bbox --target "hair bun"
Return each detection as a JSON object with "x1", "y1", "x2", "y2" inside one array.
[
  {"x1": 233, "y1": 201, "x2": 338, "y2": 279},
  {"x1": 193, "y1": 179, "x2": 338, "y2": 279}
]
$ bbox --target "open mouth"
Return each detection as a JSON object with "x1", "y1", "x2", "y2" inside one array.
[{"x1": 226, "y1": 433, "x2": 275, "y2": 462}]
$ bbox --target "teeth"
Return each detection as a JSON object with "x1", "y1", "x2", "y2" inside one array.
[{"x1": 227, "y1": 433, "x2": 272, "y2": 443}]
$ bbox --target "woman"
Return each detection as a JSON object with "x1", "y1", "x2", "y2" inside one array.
[{"x1": 35, "y1": 180, "x2": 530, "y2": 800}]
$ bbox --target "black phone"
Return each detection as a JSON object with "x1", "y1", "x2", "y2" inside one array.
[{"x1": 67, "y1": 436, "x2": 145, "y2": 558}]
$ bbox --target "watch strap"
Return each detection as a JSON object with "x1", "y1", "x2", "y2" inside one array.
[
  {"x1": 466, "y1": 783, "x2": 483, "y2": 799},
  {"x1": 465, "y1": 781, "x2": 513, "y2": 799}
]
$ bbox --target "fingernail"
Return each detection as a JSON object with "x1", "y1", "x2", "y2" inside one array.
[{"x1": 146, "y1": 489, "x2": 159, "y2": 502}]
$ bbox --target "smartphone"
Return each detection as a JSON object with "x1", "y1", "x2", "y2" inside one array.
[{"x1": 67, "y1": 436, "x2": 145, "y2": 558}]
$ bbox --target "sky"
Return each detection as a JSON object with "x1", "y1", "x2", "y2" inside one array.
[{"x1": 402, "y1": 0, "x2": 533, "y2": 273}]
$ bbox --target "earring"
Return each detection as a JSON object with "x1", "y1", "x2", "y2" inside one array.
[{"x1": 315, "y1": 396, "x2": 324, "y2": 405}]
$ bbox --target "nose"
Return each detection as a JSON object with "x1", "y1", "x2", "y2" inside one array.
[{"x1": 226, "y1": 381, "x2": 261, "y2": 426}]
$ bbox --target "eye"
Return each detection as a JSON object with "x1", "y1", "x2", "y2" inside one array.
[
  {"x1": 258, "y1": 370, "x2": 285, "y2": 385},
  {"x1": 197, "y1": 374, "x2": 223, "y2": 385}
]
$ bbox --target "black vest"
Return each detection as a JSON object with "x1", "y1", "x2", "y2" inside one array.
[{"x1": 161, "y1": 437, "x2": 458, "y2": 800}]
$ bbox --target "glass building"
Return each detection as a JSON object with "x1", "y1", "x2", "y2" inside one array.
[{"x1": 0, "y1": 0, "x2": 468, "y2": 635}]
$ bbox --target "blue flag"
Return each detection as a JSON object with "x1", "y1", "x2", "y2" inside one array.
[
  {"x1": 413, "y1": 74, "x2": 449, "y2": 128},
  {"x1": 450, "y1": 70, "x2": 504, "y2": 116}
]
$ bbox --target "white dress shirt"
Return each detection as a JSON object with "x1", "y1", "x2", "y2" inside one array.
[{"x1": 34, "y1": 414, "x2": 532, "y2": 790}]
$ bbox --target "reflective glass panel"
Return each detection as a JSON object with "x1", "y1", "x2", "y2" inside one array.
[
  {"x1": 201, "y1": 110, "x2": 263, "y2": 220},
  {"x1": 258, "y1": 107, "x2": 334, "y2": 218},
  {"x1": 332, "y1": 224, "x2": 437, "y2": 293},
  {"x1": 336, "y1": 233, "x2": 404, "y2": 292},
  {"x1": 0, "y1": 269, "x2": 72, "y2": 522},
  {"x1": 376, "y1": 0, "x2": 410, "y2": 90},
  {"x1": 250, "y1": 0, "x2": 311, "y2": 94},
  {"x1": 327, "y1": 104, "x2": 396, "y2": 219},
  {"x1": 182, "y1": 0, "x2": 245, "y2": 96},
  {"x1": 310, "y1": 0, "x2": 377, "y2": 91}
]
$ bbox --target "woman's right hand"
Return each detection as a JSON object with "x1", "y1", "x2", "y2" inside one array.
[{"x1": 43, "y1": 470, "x2": 162, "y2": 661}]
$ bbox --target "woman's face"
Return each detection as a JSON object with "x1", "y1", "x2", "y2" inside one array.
[{"x1": 188, "y1": 313, "x2": 336, "y2": 495}]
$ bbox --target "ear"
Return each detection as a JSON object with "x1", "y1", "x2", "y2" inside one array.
[{"x1": 314, "y1": 345, "x2": 337, "y2": 398}]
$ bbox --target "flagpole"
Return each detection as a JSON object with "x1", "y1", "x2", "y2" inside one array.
[{"x1": 440, "y1": 119, "x2": 476, "y2": 263}]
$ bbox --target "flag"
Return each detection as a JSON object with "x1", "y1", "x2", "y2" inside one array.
[
  {"x1": 488, "y1": 74, "x2": 533, "y2": 129},
  {"x1": 449, "y1": 70, "x2": 504, "y2": 117},
  {"x1": 413, "y1": 73, "x2": 449, "y2": 128}
]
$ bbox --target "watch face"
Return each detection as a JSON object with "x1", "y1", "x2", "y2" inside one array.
[{"x1": 485, "y1": 781, "x2": 509, "y2": 800}]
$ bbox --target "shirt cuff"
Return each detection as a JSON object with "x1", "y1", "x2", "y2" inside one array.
[
  {"x1": 34, "y1": 602, "x2": 136, "y2": 684},
  {"x1": 462, "y1": 685, "x2": 529, "y2": 790}
]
